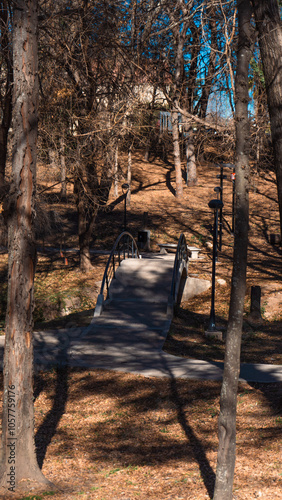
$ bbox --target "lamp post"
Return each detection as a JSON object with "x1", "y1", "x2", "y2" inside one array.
[
  {"x1": 205, "y1": 198, "x2": 224, "y2": 339},
  {"x1": 214, "y1": 186, "x2": 222, "y2": 253},
  {"x1": 122, "y1": 183, "x2": 129, "y2": 231}
]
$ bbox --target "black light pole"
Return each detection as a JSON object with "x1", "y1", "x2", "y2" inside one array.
[
  {"x1": 122, "y1": 183, "x2": 129, "y2": 231},
  {"x1": 206, "y1": 198, "x2": 223, "y2": 335}
]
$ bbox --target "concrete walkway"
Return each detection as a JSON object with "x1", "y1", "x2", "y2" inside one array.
[{"x1": 0, "y1": 255, "x2": 281, "y2": 383}]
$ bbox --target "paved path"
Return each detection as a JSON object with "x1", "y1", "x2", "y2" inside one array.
[{"x1": 0, "y1": 255, "x2": 281, "y2": 383}]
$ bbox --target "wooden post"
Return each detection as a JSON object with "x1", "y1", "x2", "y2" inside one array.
[{"x1": 250, "y1": 285, "x2": 262, "y2": 319}]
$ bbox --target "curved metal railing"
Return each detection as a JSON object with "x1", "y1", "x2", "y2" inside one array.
[
  {"x1": 94, "y1": 231, "x2": 140, "y2": 317},
  {"x1": 167, "y1": 233, "x2": 189, "y2": 318}
]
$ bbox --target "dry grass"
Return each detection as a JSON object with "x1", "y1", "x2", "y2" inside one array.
[{"x1": 0, "y1": 369, "x2": 281, "y2": 500}]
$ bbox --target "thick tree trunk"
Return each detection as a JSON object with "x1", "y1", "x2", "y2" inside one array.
[
  {"x1": 185, "y1": 127, "x2": 197, "y2": 186},
  {"x1": 172, "y1": 108, "x2": 183, "y2": 199},
  {"x1": 0, "y1": 0, "x2": 13, "y2": 193},
  {"x1": 0, "y1": 1, "x2": 13, "y2": 249},
  {"x1": 74, "y1": 144, "x2": 112, "y2": 272},
  {"x1": 251, "y1": 0, "x2": 282, "y2": 241},
  {"x1": 78, "y1": 214, "x2": 96, "y2": 272},
  {"x1": 213, "y1": 2, "x2": 254, "y2": 499},
  {"x1": 0, "y1": 0, "x2": 52, "y2": 493},
  {"x1": 74, "y1": 177, "x2": 96, "y2": 273}
]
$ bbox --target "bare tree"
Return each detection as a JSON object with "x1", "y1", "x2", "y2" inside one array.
[
  {"x1": 251, "y1": 0, "x2": 282, "y2": 241},
  {"x1": 213, "y1": 1, "x2": 255, "y2": 498},
  {"x1": 0, "y1": 0, "x2": 52, "y2": 493},
  {"x1": 37, "y1": 0, "x2": 143, "y2": 270}
]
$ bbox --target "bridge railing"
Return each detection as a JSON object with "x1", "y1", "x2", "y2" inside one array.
[
  {"x1": 94, "y1": 231, "x2": 140, "y2": 317},
  {"x1": 167, "y1": 233, "x2": 189, "y2": 318}
]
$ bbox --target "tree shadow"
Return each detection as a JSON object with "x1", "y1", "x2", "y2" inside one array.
[
  {"x1": 165, "y1": 168, "x2": 176, "y2": 196},
  {"x1": 169, "y1": 373, "x2": 216, "y2": 498},
  {"x1": 67, "y1": 368, "x2": 218, "y2": 499},
  {"x1": 35, "y1": 365, "x2": 69, "y2": 469},
  {"x1": 34, "y1": 372, "x2": 48, "y2": 401},
  {"x1": 248, "y1": 382, "x2": 282, "y2": 416}
]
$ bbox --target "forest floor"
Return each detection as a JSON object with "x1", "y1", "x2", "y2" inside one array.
[{"x1": 0, "y1": 152, "x2": 281, "y2": 499}]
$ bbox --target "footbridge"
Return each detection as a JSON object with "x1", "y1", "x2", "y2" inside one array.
[
  {"x1": 68, "y1": 232, "x2": 282, "y2": 383},
  {"x1": 93, "y1": 231, "x2": 188, "y2": 324},
  {"x1": 78, "y1": 231, "x2": 190, "y2": 375},
  {"x1": 1, "y1": 232, "x2": 281, "y2": 382}
]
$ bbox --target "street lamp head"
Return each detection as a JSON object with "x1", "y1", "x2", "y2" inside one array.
[
  {"x1": 122, "y1": 183, "x2": 130, "y2": 192},
  {"x1": 214, "y1": 186, "x2": 222, "y2": 193},
  {"x1": 208, "y1": 199, "x2": 224, "y2": 210}
]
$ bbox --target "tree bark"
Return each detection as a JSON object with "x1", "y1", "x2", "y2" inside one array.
[
  {"x1": 0, "y1": 1, "x2": 13, "y2": 247},
  {"x1": 185, "y1": 127, "x2": 197, "y2": 186},
  {"x1": 74, "y1": 149, "x2": 112, "y2": 272},
  {"x1": 168, "y1": 4, "x2": 189, "y2": 200},
  {"x1": 0, "y1": 0, "x2": 13, "y2": 193},
  {"x1": 127, "y1": 144, "x2": 132, "y2": 206},
  {"x1": 251, "y1": 0, "x2": 282, "y2": 241},
  {"x1": 114, "y1": 144, "x2": 119, "y2": 197},
  {"x1": 213, "y1": 1, "x2": 254, "y2": 499},
  {"x1": 196, "y1": 9, "x2": 217, "y2": 119},
  {"x1": 0, "y1": 0, "x2": 52, "y2": 493},
  {"x1": 144, "y1": 87, "x2": 156, "y2": 162},
  {"x1": 172, "y1": 108, "x2": 183, "y2": 199},
  {"x1": 59, "y1": 135, "x2": 66, "y2": 198},
  {"x1": 74, "y1": 175, "x2": 96, "y2": 273},
  {"x1": 185, "y1": 22, "x2": 200, "y2": 114}
]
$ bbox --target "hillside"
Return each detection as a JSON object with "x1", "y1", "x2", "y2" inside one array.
[
  {"x1": 38, "y1": 152, "x2": 282, "y2": 365},
  {"x1": 0, "y1": 153, "x2": 281, "y2": 500},
  {"x1": 1, "y1": 151, "x2": 282, "y2": 365}
]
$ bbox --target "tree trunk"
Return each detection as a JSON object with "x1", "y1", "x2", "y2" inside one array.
[
  {"x1": 169, "y1": 11, "x2": 188, "y2": 200},
  {"x1": 59, "y1": 135, "x2": 66, "y2": 198},
  {"x1": 0, "y1": 129, "x2": 9, "y2": 192},
  {"x1": 144, "y1": 87, "x2": 156, "y2": 161},
  {"x1": 0, "y1": 0, "x2": 52, "y2": 493},
  {"x1": 185, "y1": 22, "x2": 200, "y2": 114},
  {"x1": 0, "y1": 0, "x2": 13, "y2": 193},
  {"x1": 78, "y1": 213, "x2": 96, "y2": 272},
  {"x1": 74, "y1": 143, "x2": 112, "y2": 272},
  {"x1": 196, "y1": 8, "x2": 217, "y2": 119},
  {"x1": 0, "y1": 1, "x2": 13, "y2": 248},
  {"x1": 74, "y1": 177, "x2": 96, "y2": 273},
  {"x1": 49, "y1": 148, "x2": 57, "y2": 170},
  {"x1": 172, "y1": 108, "x2": 183, "y2": 199},
  {"x1": 213, "y1": 2, "x2": 254, "y2": 499},
  {"x1": 185, "y1": 127, "x2": 197, "y2": 186},
  {"x1": 251, "y1": 0, "x2": 282, "y2": 241},
  {"x1": 127, "y1": 144, "x2": 132, "y2": 206},
  {"x1": 114, "y1": 144, "x2": 119, "y2": 197}
]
